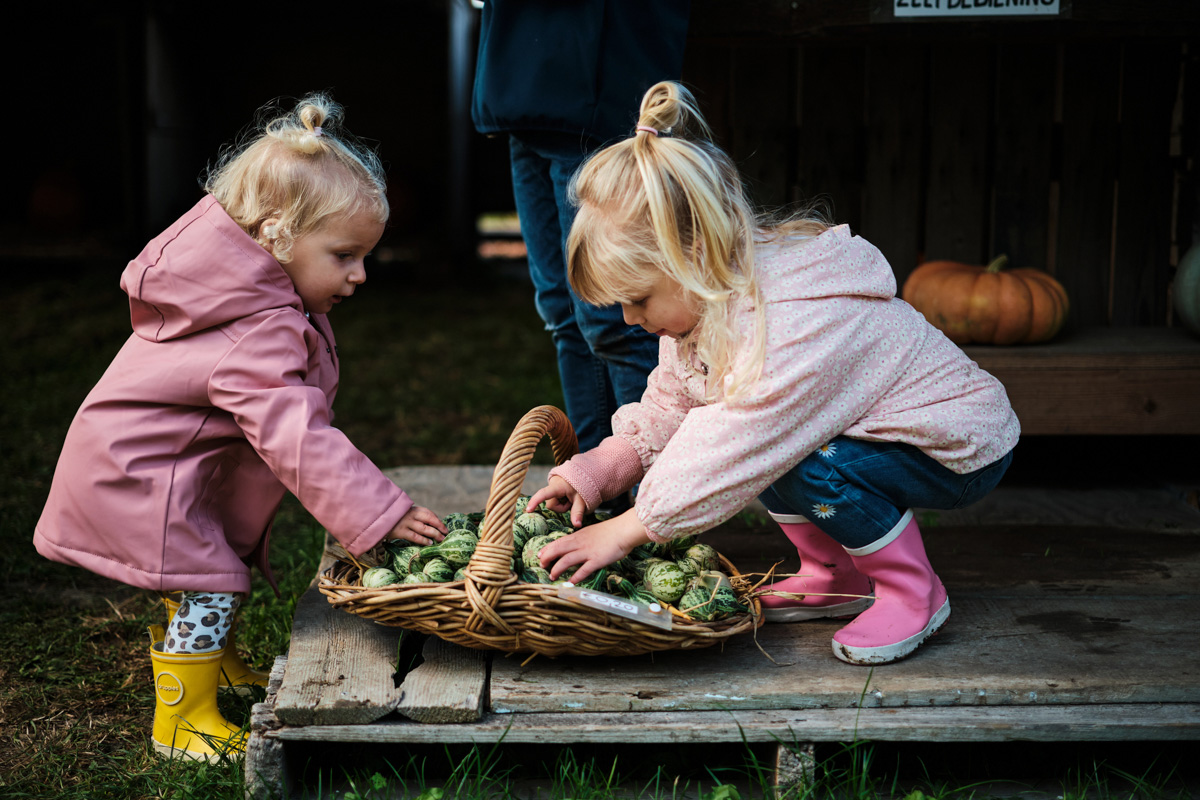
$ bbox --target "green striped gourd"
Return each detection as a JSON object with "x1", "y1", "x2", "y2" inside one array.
[
  {"x1": 513, "y1": 512, "x2": 549, "y2": 552},
  {"x1": 605, "y1": 574, "x2": 661, "y2": 607},
  {"x1": 521, "y1": 534, "x2": 555, "y2": 571},
  {"x1": 422, "y1": 530, "x2": 478, "y2": 567},
  {"x1": 520, "y1": 566, "x2": 554, "y2": 584},
  {"x1": 697, "y1": 570, "x2": 748, "y2": 618},
  {"x1": 442, "y1": 512, "x2": 476, "y2": 533},
  {"x1": 676, "y1": 542, "x2": 720, "y2": 576},
  {"x1": 678, "y1": 582, "x2": 718, "y2": 621},
  {"x1": 632, "y1": 555, "x2": 670, "y2": 581},
  {"x1": 642, "y1": 560, "x2": 689, "y2": 604},
  {"x1": 361, "y1": 567, "x2": 401, "y2": 588},
  {"x1": 420, "y1": 557, "x2": 455, "y2": 583},
  {"x1": 545, "y1": 517, "x2": 574, "y2": 534},
  {"x1": 384, "y1": 544, "x2": 424, "y2": 577},
  {"x1": 575, "y1": 567, "x2": 609, "y2": 591}
]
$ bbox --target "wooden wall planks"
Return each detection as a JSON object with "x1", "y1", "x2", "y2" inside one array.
[{"x1": 681, "y1": 35, "x2": 1193, "y2": 331}]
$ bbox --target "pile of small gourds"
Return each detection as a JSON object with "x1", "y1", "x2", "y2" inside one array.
[{"x1": 356, "y1": 495, "x2": 748, "y2": 622}]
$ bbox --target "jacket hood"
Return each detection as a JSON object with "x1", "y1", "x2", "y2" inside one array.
[
  {"x1": 758, "y1": 224, "x2": 897, "y2": 304},
  {"x1": 121, "y1": 195, "x2": 302, "y2": 342}
]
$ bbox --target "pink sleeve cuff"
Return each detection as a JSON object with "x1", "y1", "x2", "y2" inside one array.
[{"x1": 548, "y1": 436, "x2": 645, "y2": 511}]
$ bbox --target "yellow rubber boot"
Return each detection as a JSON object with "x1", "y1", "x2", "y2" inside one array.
[
  {"x1": 148, "y1": 625, "x2": 247, "y2": 761},
  {"x1": 162, "y1": 593, "x2": 268, "y2": 694}
]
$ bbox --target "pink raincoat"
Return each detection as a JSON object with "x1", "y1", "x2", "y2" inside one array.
[
  {"x1": 552, "y1": 225, "x2": 1021, "y2": 542},
  {"x1": 34, "y1": 195, "x2": 413, "y2": 593}
]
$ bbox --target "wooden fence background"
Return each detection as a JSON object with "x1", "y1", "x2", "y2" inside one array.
[{"x1": 681, "y1": 8, "x2": 1198, "y2": 335}]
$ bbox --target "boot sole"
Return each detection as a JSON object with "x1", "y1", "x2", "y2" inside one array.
[
  {"x1": 152, "y1": 737, "x2": 245, "y2": 762},
  {"x1": 831, "y1": 597, "x2": 951, "y2": 665},
  {"x1": 763, "y1": 595, "x2": 874, "y2": 623}
]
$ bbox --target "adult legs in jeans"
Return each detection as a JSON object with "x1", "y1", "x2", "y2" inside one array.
[
  {"x1": 508, "y1": 132, "x2": 659, "y2": 455},
  {"x1": 761, "y1": 437, "x2": 1012, "y2": 664}
]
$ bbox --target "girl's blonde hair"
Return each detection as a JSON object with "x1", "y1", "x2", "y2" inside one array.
[
  {"x1": 204, "y1": 92, "x2": 388, "y2": 263},
  {"x1": 568, "y1": 82, "x2": 829, "y2": 401}
]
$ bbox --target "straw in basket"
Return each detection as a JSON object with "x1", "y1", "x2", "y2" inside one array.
[{"x1": 319, "y1": 405, "x2": 762, "y2": 657}]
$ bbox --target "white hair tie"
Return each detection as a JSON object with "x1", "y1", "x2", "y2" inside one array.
[{"x1": 636, "y1": 125, "x2": 673, "y2": 138}]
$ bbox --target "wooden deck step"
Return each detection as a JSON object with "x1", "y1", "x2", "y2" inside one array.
[
  {"x1": 247, "y1": 471, "x2": 1200, "y2": 798},
  {"x1": 963, "y1": 326, "x2": 1200, "y2": 435},
  {"x1": 272, "y1": 565, "x2": 1200, "y2": 732},
  {"x1": 273, "y1": 703, "x2": 1200, "y2": 745}
]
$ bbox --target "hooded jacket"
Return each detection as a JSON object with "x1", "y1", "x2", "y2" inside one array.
[
  {"x1": 34, "y1": 195, "x2": 413, "y2": 593},
  {"x1": 550, "y1": 225, "x2": 1021, "y2": 542}
]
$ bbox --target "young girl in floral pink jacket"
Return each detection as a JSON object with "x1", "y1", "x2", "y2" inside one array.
[
  {"x1": 34, "y1": 93, "x2": 446, "y2": 761},
  {"x1": 528, "y1": 81, "x2": 1019, "y2": 667}
]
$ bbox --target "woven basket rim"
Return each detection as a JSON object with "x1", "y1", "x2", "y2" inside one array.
[{"x1": 318, "y1": 405, "x2": 763, "y2": 656}]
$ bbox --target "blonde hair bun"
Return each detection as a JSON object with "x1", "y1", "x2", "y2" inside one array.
[
  {"x1": 634, "y1": 82, "x2": 713, "y2": 144},
  {"x1": 204, "y1": 92, "x2": 388, "y2": 262}
]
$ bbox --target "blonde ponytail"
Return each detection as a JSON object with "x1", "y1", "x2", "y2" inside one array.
[{"x1": 570, "y1": 81, "x2": 780, "y2": 401}]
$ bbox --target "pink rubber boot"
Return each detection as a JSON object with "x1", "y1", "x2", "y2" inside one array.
[
  {"x1": 758, "y1": 514, "x2": 874, "y2": 623},
  {"x1": 832, "y1": 510, "x2": 950, "y2": 665}
]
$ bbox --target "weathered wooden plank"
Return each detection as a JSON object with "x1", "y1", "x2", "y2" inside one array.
[
  {"x1": 924, "y1": 41, "x2": 993, "y2": 265},
  {"x1": 964, "y1": 326, "x2": 1200, "y2": 434},
  {"x1": 796, "y1": 43, "x2": 866, "y2": 228},
  {"x1": 272, "y1": 703, "x2": 1200, "y2": 744},
  {"x1": 901, "y1": 525, "x2": 1200, "y2": 598},
  {"x1": 728, "y1": 43, "x2": 796, "y2": 209},
  {"x1": 979, "y1": 365, "x2": 1200, "y2": 434},
  {"x1": 686, "y1": 0, "x2": 1200, "y2": 41},
  {"x1": 395, "y1": 635, "x2": 488, "y2": 723},
  {"x1": 1057, "y1": 41, "x2": 1121, "y2": 329},
  {"x1": 274, "y1": 585, "x2": 404, "y2": 726},
  {"x1": 1112, "y1": 41, "x2": 1179, "y2": 325},
  {"x1": 487, "y1": 595, "x2": 1200, "y2": 715},
  {"x1": 681, "y1": 41, "x2": 734, "y2": 150},
  {"x1": 992, "y1": 42, "x2": 1057, "y2": 273},
  {"x1": 245, "y1": 655, "x2": 289, "y2": 800},
  {"x1": 862, "y1": 41, "x2": 925, "y2": 282},
  {"x1": 963, "y1": 325, "x2": 1200, "y2": 366},
  {"x1": 705, "y1": 522, "x2": 1200, "y2": 604}
]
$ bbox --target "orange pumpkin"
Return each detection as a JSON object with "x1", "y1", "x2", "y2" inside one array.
[{"x1": 901, "y1": 254, "x2": 1069, "y2": 345}]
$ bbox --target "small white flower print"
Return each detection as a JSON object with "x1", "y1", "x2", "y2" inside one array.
[
  {"x1": 812, "y1": 503, "x2": 837, "y2": 519},
  {"x1": 817, "y1": 443, "x2": 837, "y2": 458}
]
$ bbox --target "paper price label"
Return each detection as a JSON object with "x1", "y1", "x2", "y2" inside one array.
[{"x1": 556, "y1": 585, "x2": 673, "y2": 631}]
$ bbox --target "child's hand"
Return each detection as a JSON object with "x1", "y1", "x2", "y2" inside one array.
[
  {"x1": 527, "y1": 476, "x2": 588, "y2": 528},
  {"x1": 538, "y1": 509, "x2": 651, "y2": 584},
  {"x1": 385, "y1": 505, "x2": 447, "y2": 546}
]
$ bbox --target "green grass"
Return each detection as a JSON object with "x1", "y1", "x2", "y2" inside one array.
[
  {"x1": 2, "y1": 259, "x2": 1196, "y2": 799},
  {"x1": 0, "y1": 257, "x2": 562, "y2": 799}
]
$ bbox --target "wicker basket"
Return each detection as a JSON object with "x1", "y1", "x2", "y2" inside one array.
[{"x1": 318, "y1": 405, "x2": 762, "y2": 657}]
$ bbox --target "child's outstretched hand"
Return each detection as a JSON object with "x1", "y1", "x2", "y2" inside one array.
[
  {"x1": 526, "y1": 476, "x2": 588, "y2": 528},
  {"x1": 386, "y1": 505, "x2": 447, "y2": 546},
  {"x1": 538, "y1": 509, "x2": 651, "y2": 585}
]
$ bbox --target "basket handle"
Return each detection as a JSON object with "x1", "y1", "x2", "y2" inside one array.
[{"x1": 463, "y1": 405, "x2": 578, "y2": 633}]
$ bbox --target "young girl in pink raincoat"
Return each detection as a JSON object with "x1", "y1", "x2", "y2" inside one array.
[
  {"x1": 34, "y1": 93, "x2": 446, "y2": 761},
  {"x1": 528, "y1": 81, "x2": 1019, "y2": 667}
]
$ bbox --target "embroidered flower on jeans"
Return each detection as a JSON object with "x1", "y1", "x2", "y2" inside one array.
[
  {"x1": 812, "y1": 503, "x2": 837, "y2": 519},
  {"x1": 817, "y1": 443, "x2": 837, "y2": 458}
]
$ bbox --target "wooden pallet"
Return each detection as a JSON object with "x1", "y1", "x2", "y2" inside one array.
[{"x1": 245, "y1": 471, "x2": 1200, "y2": 798}]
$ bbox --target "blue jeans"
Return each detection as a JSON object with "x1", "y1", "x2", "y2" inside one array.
[
  {"x1": 508, "y1": 132, "x2": 660, "y2": 452},
  {"x1": 758, "y1": 436, "x2": 1014, "y2": 549}
]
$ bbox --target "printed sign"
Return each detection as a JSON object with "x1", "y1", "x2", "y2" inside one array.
[
  {"x1": 556, "y1": 585, "x2": 674, "y2": 630},
  {"x1": 894, "y1": 0, "x2": 1061, "y2": 18}
]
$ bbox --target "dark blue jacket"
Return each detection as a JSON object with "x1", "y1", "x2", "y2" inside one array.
[{"x1": 472, "y1": 0, "x2": 690, "y2": 145}]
